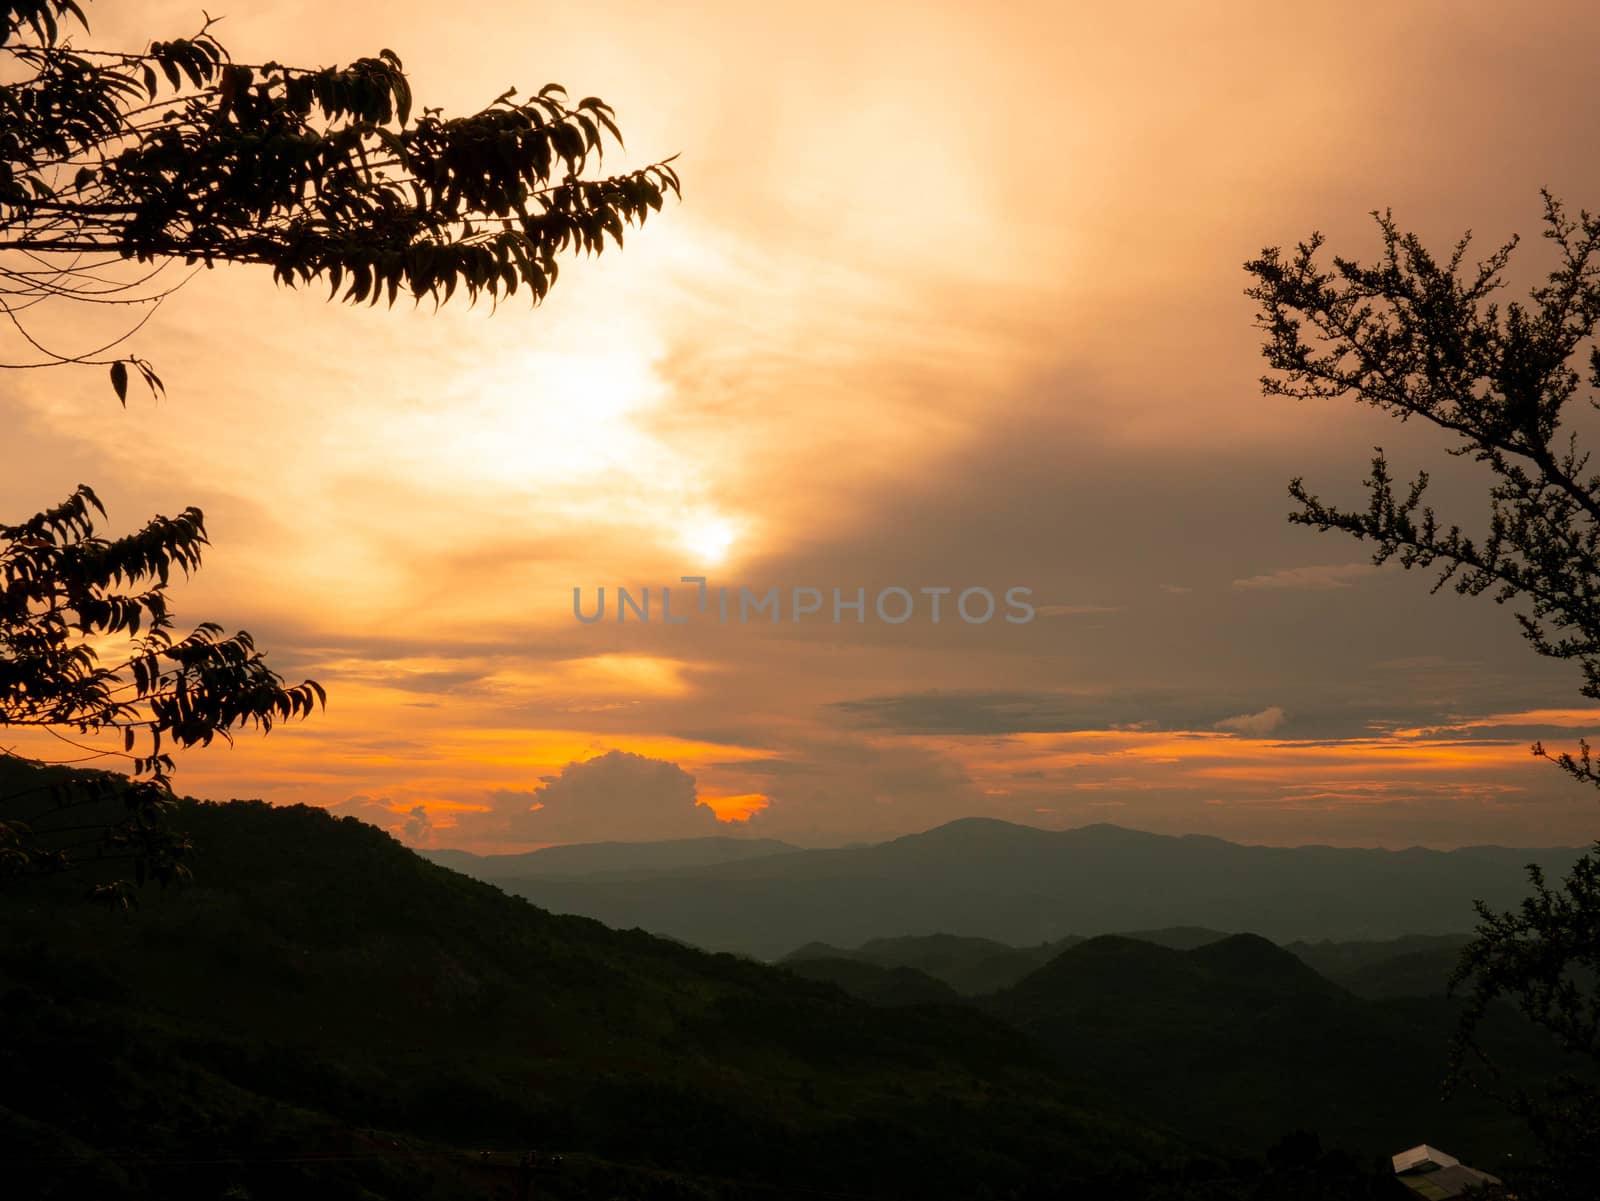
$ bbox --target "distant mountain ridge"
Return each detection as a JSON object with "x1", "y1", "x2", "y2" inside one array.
[
  {"x1": 1285, "y1": 933, "x2": 1475, "y2": 998},
  {"x1": 443, "y1": 817, "x2": 1588, "y2": 958},
  {"x1": 422, "y1": 834, "x2": 801, "y2": 879},
  {"x1": 785, "y1": 928, "x2": 1479, "y2": 999},
  {"x1": 785, "y1": 927, "x2": 1248, "y2": 995}
]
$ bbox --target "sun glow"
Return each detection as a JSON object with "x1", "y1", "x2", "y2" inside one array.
[
  {"x1": 352, "y1": 316, "x2": 675, "y2": 503},
  {"x1": 680, "y1": 513, "x2": 738, "y2": 565}
]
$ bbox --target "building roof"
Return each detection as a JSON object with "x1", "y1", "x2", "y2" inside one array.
[
  {"x1": 1392, "y1": 1144, "x2": 1501, "y2": 1198},
  {"x1": 1393, "y1": 1144, "x2": 1461, "y2": 1174}
]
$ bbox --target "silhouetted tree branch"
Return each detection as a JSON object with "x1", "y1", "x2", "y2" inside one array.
[
  {"x1": 1247, "y1": 194, "x2": 1600, "y2": 1197},
  {"x1": 1, "y1": 1, "x2": 676, "y2": 900},
  {"x1": 0, "y1": 1, "x2": 680, "y2": 397},
  {"x1": 0, "y1": 485, "x2": 325, "y2": 905}
]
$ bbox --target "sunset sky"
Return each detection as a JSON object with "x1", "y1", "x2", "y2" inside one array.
[{"x1": 7, "y1": 0, "x2": 1600, "y2": 850}]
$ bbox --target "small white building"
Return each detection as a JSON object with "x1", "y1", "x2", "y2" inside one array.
[
  {"x1": 1393, "y1": 1145, "x2": 1461, "y2": 1174},
  {"x1": 1392, "y1": 1144, "x2": 1502, "y2": 1199}
]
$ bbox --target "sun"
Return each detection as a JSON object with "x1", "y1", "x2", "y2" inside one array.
[{"x1": 680, "y1": 514, "x2": 738, "y2": 565}]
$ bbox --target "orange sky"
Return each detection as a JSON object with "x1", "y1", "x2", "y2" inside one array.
[{"x1": 7, "y1": 0, "x2": 1600, "y2": 850}]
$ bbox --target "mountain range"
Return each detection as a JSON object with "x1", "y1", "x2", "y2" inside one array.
[
  {"x1": 0, "y1": 799, "x2": 1178, "y2": 1200},
  {"x1": 422, "y1": 835, "x2": 800, "y2": 880},
  {"x1": 4, "y1": 778, "x2": 1591, "y2": 1198},
  {"x1": 781, "y1": 929, "x2": 1476, "y2": 999},
  {"x1": 436, "y1": 818, "x2": 1588, "y2": 958}
]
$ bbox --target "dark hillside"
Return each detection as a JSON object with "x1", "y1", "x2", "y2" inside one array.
[
  {"x1": 986, "y1": 933, "x2": 1575, "y2": 1158},
  {"x1": 778, "y1": 957, "x2": 965, "y2": 1007},
  {"x1": 0, "y1": 797, "x2": 1178, "y2": 1200}
]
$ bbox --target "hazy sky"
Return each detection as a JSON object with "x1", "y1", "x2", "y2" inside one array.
[{"x1": 7, "y1": 0, "x2": 1600, "y2": 849}]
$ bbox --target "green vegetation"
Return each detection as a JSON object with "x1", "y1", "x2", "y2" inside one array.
[
  {"x1": 985, "y1": 934, "x2": 1572, "y2": 1159},
  {"x1": 777, "y1": 957, "x2": 964, "y2": 1007},
  {"x1": 4, "y1": 764, "x2": 1580, "y2": 1197},
  {"x1": 785, "y1": 928, "x2": 1594, "y2": 1162},
  {"x1": 3, "y1": 786, "x2": 1198, "y2": 1200}
]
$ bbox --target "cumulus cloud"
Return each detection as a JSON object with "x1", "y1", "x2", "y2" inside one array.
[
  {"x1": 1215, "y1": 706, "x2": 1288, "y2": 737},
  {"x1": 489, "y1": 749, "x2": 722, "y2": 843},
  {"x1": 401, "y1": 805, "x2": 434, "y2": 845},
  {"x1": 1230, "y1": 563, "x2": 1376, "y2": 591}
]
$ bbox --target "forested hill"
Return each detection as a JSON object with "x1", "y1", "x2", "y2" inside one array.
[
  {"x1": 982, "y1": 933, "x2": 1560, "y2": 1155},
  {"x1": 1, "y1": 797, "x2": 1193, "y2": 1201}
]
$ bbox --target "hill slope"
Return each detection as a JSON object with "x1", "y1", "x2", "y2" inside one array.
[
  {"x1": 1285, "y1": 934, "x2": 1476, "y2": 998},
  {"x1": 0, "y1": 800, "x2": 1179, "y2": 1201},
  {"x1": 983, "y1": 933, "x2": 1568, "y2": 1156},
  {"x1": 777, "y1": 957, "x2": 965, "y2": 1007}
]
